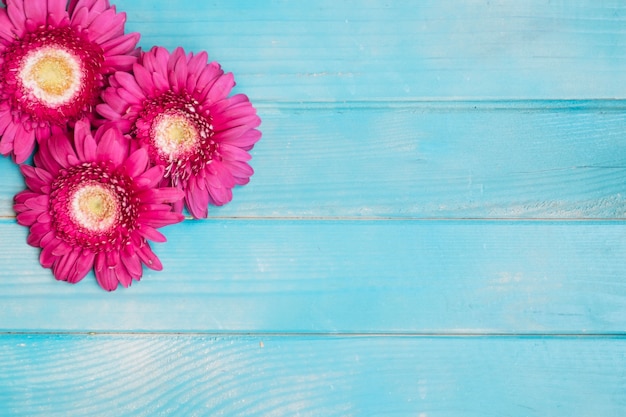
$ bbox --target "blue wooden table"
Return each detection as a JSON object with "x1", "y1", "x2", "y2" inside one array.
[{"x1": 1, "y1": 1, "x2": 626, "y2": 415}]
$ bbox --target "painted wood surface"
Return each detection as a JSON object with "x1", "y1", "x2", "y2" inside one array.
[
  {"x1": 1, "y1": 0, "x2": 626, "y2": 416},
  {"x1": 2, "y1": 102, "x2": 626, "y2": 219},
  {"x1": 1, "y1": 334, "x2": 625, "y2": 417},
  {"x1": 2, "y1": 219, "x2": 626, "y2": 333}
]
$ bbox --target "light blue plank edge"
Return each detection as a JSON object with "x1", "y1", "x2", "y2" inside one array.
[
  {"x1": 1, "y1": 101, "x2": 626, "y2": 219},
  {"x1": 2, "y1": 219, "x2": 625, "y2": 333},
  {"x1": 114, "y1": 0, "x2": 626, "y2": 100},
  {"x1": 0, "y1": 334, "x2": 624, "y2": 417}
]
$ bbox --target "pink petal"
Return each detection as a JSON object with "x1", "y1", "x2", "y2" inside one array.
[
  {"x1": 74, "y1": 119, "x2": 97, "y2": 161},
  {"x1": 89, "y1": 9, "x2": 125, "y2": 43},
  {"x1": 136, "y1": 243, "x2": 163, "y2": 271},
  {"x1": 135, "y1": 166, "x2": 165, "y2": 189},
  {"x1": 219, "y1": 143, "x2": 253, "y2": 162},
  {"x1": 116, "y1": 71, "x2": 145, "y2": 101},
  {"x1": 104, "y1": 55, "x2": 138, "y2": 72},
  {"x1": 207, "y1": 186, "x2": 233, "y2": 207},
  {"x1": 115, "y1": 263, "x2": 133, "y2": 288},
  {"x1": 219, "y1": 128, "x2": 262, "y2": 148},
  {"x1": 27, "y1": 222, "x2": 51, "y2": 247},
  {"x1": 95, "y1": 265, "x2": 118, "y2": 291},
  {"x1": 48, "y1": 133, "x2": 77, "y2": 168},
  {"x1": 215, "y1": 124, "x2": 260, "y2": 145},
  {"x1": 70, "y1": 250, "x2": 95, "y2": 283},
  {"x1": 53, "y1": 249, "x2": 81, "y2": 283},
  {"x1": 205, "y1": 72, "x2": 235, "y2": 104},
  {"x1": 185, "y1": 186, "x2": 209, "y2": 219},
  {"x1": 101, "y1": 88, "x2": 129, "y2": 114},
  {"x1": 24, "y1": 194, "x2": 49, "y2": 211},
  {"x1": 136, "y1": 187, "x2": 184, "y2": 204},
  {"x1": 16, "y1": 210, "x2": 40, "y2": 226},
  {"x1": 121, "y1": 246, "x2": 143, "y2": 279},
  {"x1": 138, "y1": 210, "x2": 184, "y2": 228},
  {"x1": 170, "y1": 51, "x2": 188, "y2": 93},
  {"x1": 123, "y1": 147, "x2": 149, "y2": 178},
  {"x1": 151, "y1": 71, "x2": 170, "y2": 93},
  {"x1": 13, "y1": 125, "x2": 36, "y2": 164},
  {"x1": 24, "y1": 0, "x2": 47, "y2": 27},
  {"x1": 132, "y1": 63, "x2": 155, "y2": 93},
  {"x1": 7, "y1": 0, "x2": 26, "y2": 37},
  {"x1": 40, "y1": 241, "x2": 59, "y2": 268},
  {"x1": 46, "y1": 0, "x2": 67, "y2": 25},
  {"x1": 100, "y1": 32, "x2": 140, "y2": 56},
  {"x1": 137, "y1": 225, "x2": 167, "y2": 243},
  {"x1": 96, "y1": 126, "x2": 125, "y2": 165},
  {"x1": 0, "y1": 11, "x2": 15, "y2": 42}
]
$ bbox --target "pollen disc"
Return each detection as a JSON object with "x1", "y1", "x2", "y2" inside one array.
[
  {"x1": 70, "y1": 184, "x2": 120, "y2": 232},
  {"x1": 19, "y1": 47, "x2": 83, "y2": 108}
]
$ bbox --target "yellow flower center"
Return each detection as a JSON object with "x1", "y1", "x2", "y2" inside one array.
[
  {"x1": 71, "y1": 184, "x2": 119, "y2": 232},
  {"x1": 20, "y1": 47, "x2": 82, "y2": 107},
  {"x1": 153, "y1": 113, "x2": 200, "y2": 159}
]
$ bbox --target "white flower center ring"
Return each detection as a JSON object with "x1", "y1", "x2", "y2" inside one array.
[
  {"x1": 70, "y1": 184, "x2": 120, "y2": 232},
  {"x1": 19, "y1": 47, "x2": 82, "y2": 107},
  {"x1": 152, "y1": 112, "x2": 200, "y2": 160}
]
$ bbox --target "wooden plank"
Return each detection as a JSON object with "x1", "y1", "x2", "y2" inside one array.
[
  {"x1": 112, "y1": 0, "x2": 626, "y2": 101},
  {"x1": 2, "y1": 219, "x2": 626, "y2": 333},
  {"x1": 1, "y1": 334, "x2": 624, "y2": 416},
  {"x1": 2, "y1": 102, "x2": 626, "y2": 219}
]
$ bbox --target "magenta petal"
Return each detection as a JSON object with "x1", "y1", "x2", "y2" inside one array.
[
  {"x1": 95, "y1": 265, "x2": 119, "y2": 291},
  {"x1": 101, "y1": 32, "x2": 140, "y2": 56},
  {"x1": 115, "y1": 71, "x2": 145, "y2": 101},
  {"x1": 40, "y1": 241, "x2": 59, "y2": 268},
  {"x1": 185, "y1": 187, "x2": 209, "y2": 219},
  {"x1": 70, "y1": 250, "x2": 95, "y2": 283},
  {"x1": 124, "y1": 147, "x2": 149, "y2": 178},
  {"x1": 206, "y1": 72, "x2": 235, "y2": 103},
  {"x1": 16, "y1": 210, "x2": 40, "y2": 226},
  {"x1": 121, "y1": 246, "x2": 143, "y2": 279},
  {"x1": 96, "y1": 126, "x2": 125, "y2": 165},
  {"x1": 135, "y1": 166, "x2": 165, "y2": 189},
  {"x1": 136, "y1": 187, "x2": 184, "y2": 204},
  {"x1": 74, "y1": 120, "x2": 97, "y2": 161},
  {"x1": 53, "y1": 249, "x2": 81, "y2": 283},
  {"x1": 90, "y1": 9, "x2": 125, "y2": 43},
  {"x1": 23, "y1": 0, "x2": 47, "y2": 27},
  {"x1": 104, "y1": 55, "x2": 137, "y2": 72},
  {"x1": 48, "y1": 133, "x2": 77, "y2": 168},
  {"x1": 137, "y1": 225, "x2": 167, "y2": 243},
  {"x1": 132, "y1": 63, "x2": 156, "y2": 92},
  {"x1": 13, "y1": 125, "x2": 36, "y2": 164},
  {"x1": 138, "y1": 210, "x2": 184, "y2": 228},
  {"x1": 7, "y1": 0, "x2": 26, "y2": 37},
  {"x1": 115, "y1": 264, "x2": 133, "y2": 288},
  {"x1": 136, "y1": 243, "x2": 163, "y2": 271}
]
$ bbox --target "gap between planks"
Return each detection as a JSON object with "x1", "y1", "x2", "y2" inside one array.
[{"x1": 1, "y1": 331, "x2": 625, "y2": 339}]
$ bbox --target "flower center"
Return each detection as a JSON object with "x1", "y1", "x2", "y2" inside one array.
[
  {"x1": 19, "y1": 47, "x2": 82, "y2": 107},
  {"x1": 49, "y1": 162, "x2": 138, "y2": 252},
  {"x1": 0, "y1": 26, "x2": 105, "y2": 123},
  {"x1": 135, "y1": 92, "x2": 217, "y2": 184},
  {"x1": 152, "y1": 112, "x2": 200, "y2": 159},
  {"x1": 70, "y1": 184, "x2": 119, "y2": 232}
]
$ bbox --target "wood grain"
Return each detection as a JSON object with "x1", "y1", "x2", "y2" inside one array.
[
  {"x1": 2, "y1": 219, "x2": 625, "y2": 333},
  {"x1": 1, "y1": 334, "x2": 624, "y2": 417},
  {"x1": 2, "y1": 102, "x2": 626, "y2": 219},
  {"x1": 115, "y1": 0, "x2": 626, "y2": 101},
  {"x1": 1, "y1": 1, "x2": 625, "y2": 415}
]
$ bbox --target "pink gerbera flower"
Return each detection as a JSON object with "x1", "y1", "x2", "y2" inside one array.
[
  {"x1": 14, "y1": 120, "x2": 184, "y2": 291},
  {"x1": 97, "y1": 46, "x2": 261, "y2": 219},
  {"x1": 0, "y1": 0, "x2": 140, "y2": 163}
]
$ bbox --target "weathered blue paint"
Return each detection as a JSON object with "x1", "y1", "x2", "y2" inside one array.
[{"x1": 1, "y1": 0, "x2": 625, "y2": 416}]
